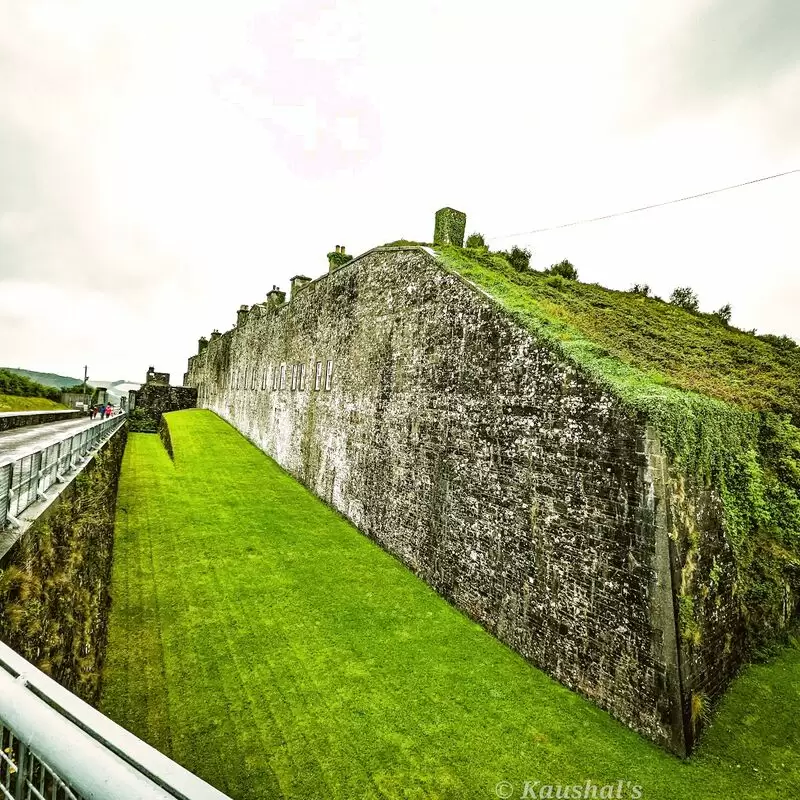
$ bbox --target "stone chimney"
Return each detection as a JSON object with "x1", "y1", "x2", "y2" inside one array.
[
  {"x1": 198, "y1": 336, "x2": 208, "y2": 354},
  {"x1": 433, "y1": 207, "x2": 467, "y2": 247},
  {"x1": 290, "y1": 275, "x2": 312, "y2": 300},
  {"x1": 237, "y1": 304, "x2": 249, "y2": 327},
  {"x1": 210, "y1": 329, "x2": 221, "y2": 341},
  {"x1": 266, "y1": 285, "x2": 286, "y2": 308},
  {"x1": 328, "y1": 244, "x2": 352, "y2": 272}
]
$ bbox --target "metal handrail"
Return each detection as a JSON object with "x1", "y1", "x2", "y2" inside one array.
[
  {"x1": 0, "y1": 642, "x2": 231, "y2": 800},
  {"x1": 0, "y1": 416, "x2": 125, "y2": 531}
]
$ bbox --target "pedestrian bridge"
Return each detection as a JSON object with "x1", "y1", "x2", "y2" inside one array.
[{"x1": 0, "y1": 640, "x2": 230, "y2": 799}]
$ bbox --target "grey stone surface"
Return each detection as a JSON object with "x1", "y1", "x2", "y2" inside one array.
[
  {"x1": 0, "y1": 409, "x2": 84, "y2": 433},
  {"x1": 185, "y1": 245, "x2": 741, "y2": 754}
]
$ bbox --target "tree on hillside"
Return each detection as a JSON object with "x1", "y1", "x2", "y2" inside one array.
[
  {"x1": 465, "y1": 232, "x2": 486, "y2": 248},
  {"x1": 714, "y1": 304, "x2": 733, "y2": 325},
  {"x1": 631, "y1": 283, "x2": 650, "y2": 296},
  {"x1": 669, "y1": 286, "x2": 699, "y2": 312},
  {"x1": 498, "y1": 245, "x2": 532, "y2": 271},
  {"x1": 758, "y1": 333, "x2": 798, "y2": 351},
  {"x1": 546, "y1": 259, "x2": 578, "y2": 281}
]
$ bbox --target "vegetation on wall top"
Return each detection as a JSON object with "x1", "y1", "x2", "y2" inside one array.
[
  {"x1": 435, "y1": 243, "x2": 800, "y2": 655},
  {"x1": 327, "y1": 251, "x2": 354, "y2": 268}
]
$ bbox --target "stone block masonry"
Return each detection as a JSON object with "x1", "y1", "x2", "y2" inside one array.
[
  {"x1": 0, "y1": 424, "x2": 127, "y2": 705},
  {"x1": 128, "y1": 367, "x2": 197, "y2": 432},
  {"x1": 185, "y1": 243, "x2": 742, "y2": 755}
]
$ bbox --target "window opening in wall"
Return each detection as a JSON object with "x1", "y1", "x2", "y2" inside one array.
[
  {"x1": 314, "y1": 361, "x2": 322, "y2": 391},
  {"x1": 272, "y1": 366, "x2": 278, "y2": 390},
  {"x1": 298, "y1": 363, "x2": 306, "y2": 391},
  {"x1": 291, "y1": 364, "x2": 297, "y2": 391},
  {"x1": 252, "y1": 369, "x2": 258, "y2": 390},
  {"x1": 325, "y1": 359, "x2": 334, "y2": 391},
  {"x1": 261, "y1": 369, "x2": 267, "y2": 390},
  {"x1": 280, "y1": 364, "x2": 286, "y2": 390}
]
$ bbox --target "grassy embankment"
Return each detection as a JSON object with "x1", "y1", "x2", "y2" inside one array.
[
  {"x1": 0, "y1": 368, "x2": 69, "y2": 412},
  {"x1": 0, "y1": 393, "x2": 67, "y2": 412},
  {"x1": 101, "y1": 410, "x2": 800, "y2": 800}
]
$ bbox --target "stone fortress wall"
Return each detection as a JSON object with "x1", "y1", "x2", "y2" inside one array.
[
  {"x1": 184, "y1": 210, "x2": 745, "y2": 755},
  {"x1": 128, "y1": 366, "x2": 197, "y2": 432}
]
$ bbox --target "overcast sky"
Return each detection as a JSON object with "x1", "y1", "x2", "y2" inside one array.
[{"x1": 0, "y1": 0, "x2": 798, "y2": 384}]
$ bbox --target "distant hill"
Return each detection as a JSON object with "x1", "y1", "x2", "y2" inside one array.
[
  {"x1": 1, "y1": 368, "x2": 141, "y2": 401},
  {"x1": 1, "y1": 367, "x2": 82, "y2": 388}
]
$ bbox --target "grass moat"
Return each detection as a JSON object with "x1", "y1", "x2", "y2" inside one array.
[{"x1": 100, "y1": 410, "x2": 800, "y2": 799}]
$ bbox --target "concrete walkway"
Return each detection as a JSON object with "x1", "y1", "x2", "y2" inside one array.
[{"x1": 0, "y1": 414, "x2": 124, "y2": 467}]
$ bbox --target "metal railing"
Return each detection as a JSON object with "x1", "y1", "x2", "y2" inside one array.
[
  {"x1": 0, "y1": 416, "x2": 125, "y2": 531},
  {"x1": 0, "y1": 642, "x2": 231, "y2": 800}
]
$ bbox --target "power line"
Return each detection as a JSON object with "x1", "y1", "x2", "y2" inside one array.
[{"x1": 486, "y1": 168, "x2": 800, "y2": 241}]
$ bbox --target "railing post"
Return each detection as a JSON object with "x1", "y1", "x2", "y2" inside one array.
[
  {"x1": 33, "y1": 451, "x2": 42, "y2": 505},
  {"x1": 0, "y1": 463, "x2": 11, "y2": 530},
  {"x1": 14, "y1": 740, "x2": 27, "y2": 800}
]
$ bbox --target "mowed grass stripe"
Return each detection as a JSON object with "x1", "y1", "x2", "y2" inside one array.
[{"x1": 100, "y1": 410, "x2": 799, "y2": 799}]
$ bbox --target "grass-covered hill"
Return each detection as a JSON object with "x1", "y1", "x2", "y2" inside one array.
[
  {"x1": 435, "y1": 244, "x2": 800, "y2": 656},
  {"x1": 0, "y1": 368, "x2": 67, "y2": 405},
  {"x1": 0, "y1": 367, "x2": 82, "y2": 389},
  {"x1": 0, "y1": 394, "x2": 67, "y2": 412}
]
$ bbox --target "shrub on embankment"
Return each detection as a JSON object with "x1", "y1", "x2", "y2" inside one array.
[
  {"x1": 438, "y1": 244, "x2": 800, "y2": 656},
  {"x1": 0, "y1": 425, "x2": 127, "y2": 704}
]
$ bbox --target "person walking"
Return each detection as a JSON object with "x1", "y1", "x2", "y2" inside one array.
[{"x1": 97, "y1": 404, "x2": 105, "y2": 420}]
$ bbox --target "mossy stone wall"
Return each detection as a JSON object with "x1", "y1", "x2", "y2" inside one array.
[
  {"x1": 0, "y1": 425, "x2": 127, "y2": 704},
  {"x1": 183, "y1": 247, "x2": 745, "y2": 753}
]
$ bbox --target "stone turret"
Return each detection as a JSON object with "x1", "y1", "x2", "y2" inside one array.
[
  {"x1": 290, "y1": 275, "x2": 312, "y2": 300},
  {"x1": 433, "y1": 207, "x2": 467, "y2": 247},
  {"x1": 210, "y1": 329, "x2": 221, "y2": 342},
  {"x1": 198, "y1": 336, "x2": 208, "y2": 355},
  {"x1": 237, "y1": 304, "x2": 249, "y2": 327},
  {"x1": 145, "y1": 367, "x2": 170, "y2": 386},
  {"x1": 266, "y1": 285, "x2": 286, "y2": 308}
]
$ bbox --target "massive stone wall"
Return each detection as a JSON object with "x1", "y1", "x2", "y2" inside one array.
[{"x1": 185, "y1": 246, "x2": 742, "y2": 754}]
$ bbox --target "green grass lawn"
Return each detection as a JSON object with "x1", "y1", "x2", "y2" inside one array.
[
  {"x1": 0, "y1": 393, "x2": 67, "y2": 412},
  {"x1": 101, "y1": 410, "x2": 800, "y2": 799}
]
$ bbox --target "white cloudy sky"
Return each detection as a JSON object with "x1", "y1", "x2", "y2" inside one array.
[{"x1": 0, "y1": 0, "x2": 798, "y2": 384}]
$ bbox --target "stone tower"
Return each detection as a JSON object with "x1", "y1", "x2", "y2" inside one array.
[{"x1": 433, "y1": 207, "x2": 467, "y2": 247}]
